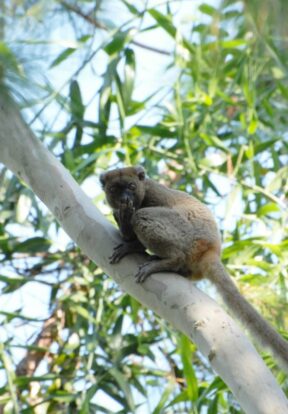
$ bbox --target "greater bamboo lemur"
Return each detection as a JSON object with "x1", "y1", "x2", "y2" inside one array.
[{"x1": 100, "y1": 165, "x2": 288, "y2": 371}]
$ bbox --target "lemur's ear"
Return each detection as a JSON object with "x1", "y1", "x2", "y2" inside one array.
[
  {"x1": 134, "y1": 166, "x2": 145, "y2": 181},
  {"x1": 99, "y1": 173, "x2": 106, "y2": 187}
]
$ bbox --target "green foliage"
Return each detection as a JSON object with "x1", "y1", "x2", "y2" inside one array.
[{"x1": 0, "y1": 0, "x2": 287, "y2": 412}]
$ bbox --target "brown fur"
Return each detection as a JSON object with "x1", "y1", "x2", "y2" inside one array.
[{"x1": 101, "y1": 166, "x2": 288, "y2": 371}]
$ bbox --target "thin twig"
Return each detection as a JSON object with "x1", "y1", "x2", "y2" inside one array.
[{"x1": 59, "y1": 0, "x2": 171, "y2": 56}]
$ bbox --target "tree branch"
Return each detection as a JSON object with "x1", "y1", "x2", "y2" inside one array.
[
  {"x1": 59, "y1": 0, "x2": 171, "y2": 56},
  {"x1": 0, "y1": 90, "x2": 287, "y2": 413},
  {"x1": 15, "y1": 309, "x2": 64, "y2": 377}
]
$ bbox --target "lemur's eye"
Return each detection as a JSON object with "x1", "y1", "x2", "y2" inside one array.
[
  {"x1": 109, "y1": 185, "x2": 117, "y2": 193},
  {"x1": 128, "y1": 182, "x2": 136, "y2": 191}
]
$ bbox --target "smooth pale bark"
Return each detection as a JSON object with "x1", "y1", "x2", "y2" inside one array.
[{"x1": 0, "y1": 91, "x2": 287, "y2": 414}]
